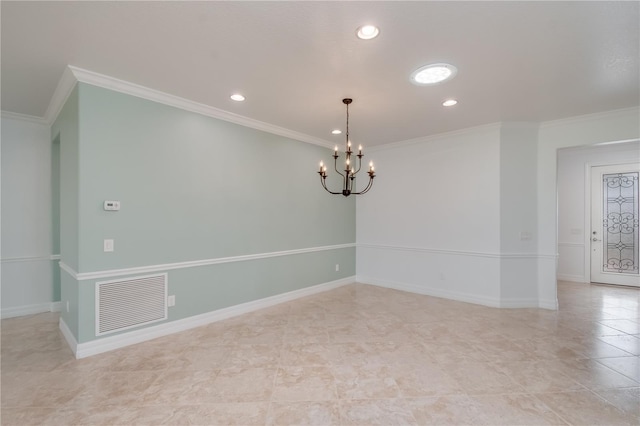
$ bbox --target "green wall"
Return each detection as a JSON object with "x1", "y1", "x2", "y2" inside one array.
[{"x1": 62, "y1": 83, "x2": 356, "y2": 343}]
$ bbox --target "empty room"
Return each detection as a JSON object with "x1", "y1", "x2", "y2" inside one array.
[{"x1": 1, "y1": 1, "x2": 639, "y2": 425}]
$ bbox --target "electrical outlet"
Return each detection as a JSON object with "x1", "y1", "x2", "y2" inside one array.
[
  {"x1": 168, "y1": 295, "x2": 175, "y2": 307},
  {"x1": 520, "y1": 231, "x2": 532, "y2": 241},
  {"x1": 335, "y1": 264, "x2": 339, "y2": 272},
  {"x1": 104, "y1": 239, "x2": 114, "y2": 252}
]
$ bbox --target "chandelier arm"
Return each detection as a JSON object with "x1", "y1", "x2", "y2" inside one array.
[
  {"x1": 333, "y1": 155, "x2": 345, "y2": 179},
  {"x1": 354, "y1": 155, "x2": 363, "y2": 175},
  {"x1": 320, "y1": 176, "x2": 342, "y2": 195},
  {"x1": 352, "y1": 176, "x2": 374, "y2": 195}
]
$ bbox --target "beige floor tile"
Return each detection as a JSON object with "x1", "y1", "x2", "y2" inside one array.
[
  {"x1": 597, "y1": 335, "x2": 640, "y2": 355},
  {"x1": 71, "y1": 370, "x2": 160, "y2": 408},
  {"x1": 406, "y1": 395, "x2": 488, "y2": 425},
  {"x1": 558, "y1": 358, "x2": 639, "y2": 390},
  {"x1": 138, "y1": 369, "x2": 219, "y2": 405},
  {"x1": 447, "y1": 360, "x2": 525, "y2": 395},
  {"x1": 172, "y1": 402, "x2": 270, "y2": 425},
  {"x1": 221, "y1": 343, "x2": 282, "y2": 368},
  {"x1": 391, "y1": 361, "x2": 464, "y2": 397},
  {"x1": 0, "y1": 406, "x2": 57, "y2": 426},
  {"x1": 2, "y1": 282, "x2": 640, "y2": 425},
  {"x1": 469, "y1": 393, "x2": 568, "y2": 425},
  {"x1": 283, "y1": 324, "x2": 330, "y2": 344},
  {"x1": 332, "y1": 364, "x2": 401, "y2": 399},
  {"x1": 267, "y1": 401, "x2": 340, "y2": 425},
  {"x1": 209, "y1": 367, "x2": 277, "y2": 402},
  {"x1": 593, "y1": 387, "x2": 640, "y2": 419},
  {"x1": 596, "y1": 356, "x2": 640, "y2": 383},
  {"x1": 536, "y1": 390, "x2": 636, "y2": 426},
  {"x1": 598, "y1": 319, "x2": 640, "y2": 335},
  {"x1": 272, "y1": 366, "x2": 337, "y2": 402},
  {"x1": 494, "y1": 360, "x2": 586, "y2": 393},
  {"x1": 280, "y1": 343, "x2": 337, "y2": 367},
  {"x1": 339, "y1": 399, "x2": 418, "y2": 426}
]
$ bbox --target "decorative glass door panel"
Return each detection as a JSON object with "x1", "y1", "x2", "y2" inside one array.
[{"x1": 591, "y1": 164, "x2": 640, "y2": 286}]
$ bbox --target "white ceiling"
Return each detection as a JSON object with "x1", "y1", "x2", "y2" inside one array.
[{"x1": 2, "y1": 1, "x2": 639, "y2": 146}]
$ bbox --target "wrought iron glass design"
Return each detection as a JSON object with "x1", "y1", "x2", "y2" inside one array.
[{"x1": 602, "y1": 172, "x2": 639, "y2": 274}]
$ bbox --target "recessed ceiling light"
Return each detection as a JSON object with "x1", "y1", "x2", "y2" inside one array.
[
  {"x1": 230, "y1": 94, "x2": 245, "y2": 101},
  {"x1": 443, "y1": 99, "x2": 458, "y2": 107},
  {"x1": 332, "y1": 129, "x2": 342, "y2": 135},
  {"x1": 411, "y1": 63, "x2": 457, "y2": 85},
  {"x1": 356, "y1": 25, "x2": 379, "y2": 40}
]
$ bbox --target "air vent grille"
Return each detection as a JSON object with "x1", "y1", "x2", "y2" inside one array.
[{"x1": 96, "y1": 273, "x2": 167, "y2": 336}]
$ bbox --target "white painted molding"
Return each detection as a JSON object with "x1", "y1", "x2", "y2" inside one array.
[
  {"x1": 42, "y1": 65, "x2": 333, "y2": 148},
  {"x1": 0, "y1": 110, "x2": 48, "y2": 125},
  {"x1": 373, "y1": 122, "x2": 501, "y2": 152},
  {"x1": 59, "y1": 243, "x2": 355, "y2": 281},
  {"x1": 357, "y1": 243, "x2": 556, "y2": 260},
  {"x1": 59, "y1": 318, "x2": 78, "y2": 355},
  {"x1": 539, "y1": 106, "x2": 640, "y2": 130},
  {"x1": 44, "y1": 66, "x2": 78, "y2": 125},
  {"x1": 358, "y1": 275, "x2": 503, "y2": 308},
  {"x1": 59, "y1": 261, "x2": 77, "y2": 278},
  {"x1": 538, "y1": 299, "x2": 559, "y2": 310},
  {"x1": 557, "y1": 274, "x2": 587, "y2": 283},
  {"x1": 1, "y1": 301, "x2": 62, "y2": 319},
  {"x1": 0, "y1": 254, "x2": 61, "y2": 263},
  {"x1": 357, "y1": 275, "x2": 554, "y2": 310},
  {"x1": 71, "y1": 276, "x2": 354, "y2": 359}
]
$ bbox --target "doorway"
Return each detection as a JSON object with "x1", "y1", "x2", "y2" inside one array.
[
  {"x1": 556, "y1": 141, "x2": 640, "y2": 287},
  {"x1": 590, "y1": 163, "x2": 639, "y2": 286}
]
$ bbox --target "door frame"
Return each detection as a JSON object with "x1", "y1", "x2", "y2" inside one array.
[{"x1": 583, "y1": 160, "x2": 639, "y2": 284}]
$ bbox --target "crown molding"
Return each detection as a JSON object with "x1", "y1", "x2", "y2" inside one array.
[
  {"x1": 43, "y1": 65, "x2": 333, "y2": 148},
  {"x1": 539, "y1": 106, "x2": 640, "y2": 130},
  {"x1": 372, "y1": 122, "x2": 502, "y2": 152},
  {"x1": 0, "y1": 110, "x2": 48, "y2": 126},
  {"x1": 43, "y1": 66, "x2": 78, "y2": 125}
]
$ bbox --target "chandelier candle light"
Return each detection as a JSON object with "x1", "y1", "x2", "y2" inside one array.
[{"x1": 318, "y1": 98, "x2": 376, "y2": 196}]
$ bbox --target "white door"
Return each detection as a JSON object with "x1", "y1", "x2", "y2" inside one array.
[{"x1": 590, "y1": 164, "x2": 640, "y2": 286}]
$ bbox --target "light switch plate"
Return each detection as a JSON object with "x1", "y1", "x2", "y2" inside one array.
[{"x1": 104, "y1": 239, "x2": 114, "y2": 252}]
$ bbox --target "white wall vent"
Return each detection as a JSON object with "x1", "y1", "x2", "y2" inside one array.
[{"x1": 95, "y1": 273, "x2": 168, "y2": 336}]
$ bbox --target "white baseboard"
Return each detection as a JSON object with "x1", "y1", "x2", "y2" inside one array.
[
  {"x1": 557, "y1": 274, "x2": 586, "y2": 283},
  {"x1": 59, "y1": 318, "x2": 78, "y2": 354},
  {"x1": 71, "y1": 276, "x2": 354, "y2": 359},
  {"x1": 358, "y1": 275, "x2": 503, "y2": 308},
  {"x1": 538, "y1": 299, "x2": 559, "y2": 310},
  {"x1": 1, "y1": 301, "x2": 62, "y2": 319},
  {"x1": 357, "y1": 276, "x2": 552, "y2": 310}
]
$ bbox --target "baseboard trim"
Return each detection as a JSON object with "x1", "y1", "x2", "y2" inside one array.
[
  {"x1": 358, "y1": 276, "x2": 504, "y2": 308},
  {"x1": 59, "y1": 318, "x2": 78, "y2": 354},
  {"x1": 1, "y1": 301, "x2": 62, "y2": 319},
  {"x1": 557, "y1": 274, "x2": 586, "y2": 283},
  {"x1": 357, "y1": 276, "x2": 549, "y2": 309},
  {"x1": 71, "y1": 276, "x2": 354, "y2": 359}
]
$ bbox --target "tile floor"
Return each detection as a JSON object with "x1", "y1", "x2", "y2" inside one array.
[{"x1": 1, "y1": 281, "x2": 639, "y2": 425}]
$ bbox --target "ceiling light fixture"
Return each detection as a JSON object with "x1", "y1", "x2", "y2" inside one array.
[
  {"x1": 443, "y1": 99, "x2": 458, "y2": 107},
  {"x1": 230, "y1": 94, "x2": 245, "y2": 101},
  {"x1": 318, "y1": 99, "x2": 376, "y2": 197},
  {"x1": 356, "y1": 25, "x2": 380, "y2": 40},
  {"x1": 411, "y1": 63, "x2": 457, "y2": 85},
  {"x1": 332, "y1": 129, "x2": 342, "y2": 135}
]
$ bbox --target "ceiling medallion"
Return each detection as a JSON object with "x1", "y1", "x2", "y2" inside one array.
[{"x1": 318, "y1": 98, "x2": 376, "y2": 197}]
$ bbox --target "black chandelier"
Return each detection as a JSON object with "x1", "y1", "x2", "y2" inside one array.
[{"x1": 318, "y1": 98, "x2": 376, "y2": 196}]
